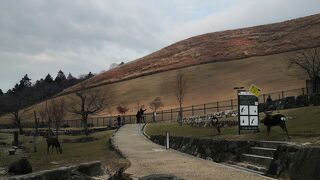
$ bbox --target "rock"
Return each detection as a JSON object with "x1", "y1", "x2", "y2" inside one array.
[
  {"x1": 8, "y1": 158, "x2": 32, "y2": 175},
  {"x1": 8, "y1": 149, "x2": 16, "y2": 155},
  {"x1": 9, "y1": 161, "x2": 106, "y2": 180},
  {"x1": 0, "y1": 141, "x2": 8, "y2": 146},
  {"x1": 76, "y1": 161, "x2": 104, "y2": 177},
  {"x1": 63, "y1": 137, "x2": 96, "y2": 143},
  {"x1": 288, "y1": 147, "x2": 320, "y2": 180},
  {"x1": 139, "y1": 174, "x2": 183, "y2": 180},
  {"x1": 295, "y1": 95, "x2": 310, "y2": 107},
  {"x1": 283, "y1": 96, "x2": 296, "y2": 109},
  {"x1": 311, "y1": 93, "x2": 320, "y2": 106}
]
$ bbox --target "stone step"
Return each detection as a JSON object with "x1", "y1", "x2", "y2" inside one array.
[
  {"x1": 255, "y1": 141, "x2": 287, "y2": 149},
  {"x1": 250, "y1": 147, "x2": 276, "y2": 157},
  {"x1": 241, "y1": 153, "x2": 273, "y2": 167},
  {"x1": 229, "y1": 161, "x2": 268, "y2": 175},
  {"x1": 223, "y1": 162, "x2": 266, "y2": 176}
]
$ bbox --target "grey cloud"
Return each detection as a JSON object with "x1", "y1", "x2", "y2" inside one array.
[{"x1": 0, "y1": 0, "x2": 320, "y2": 91}]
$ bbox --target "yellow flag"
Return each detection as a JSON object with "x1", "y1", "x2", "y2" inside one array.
[{"x1": 249, "y1": 84, "x2": 261, "y2": 97}]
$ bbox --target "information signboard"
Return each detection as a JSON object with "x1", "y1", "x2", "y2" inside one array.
[{"x1": 238, "y1": 91, "x2": 259, "y2": 134}]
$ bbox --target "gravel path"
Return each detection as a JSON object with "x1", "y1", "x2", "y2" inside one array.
[{"x1": 113, "y1": 124, "x2": 271, "y2": 180}]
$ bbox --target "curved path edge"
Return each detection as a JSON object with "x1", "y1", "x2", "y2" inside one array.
[{"x1": 113, "y1": 124, "x2": 273, "y2": 180}]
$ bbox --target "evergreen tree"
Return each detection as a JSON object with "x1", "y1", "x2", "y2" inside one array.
[
  {"x1": 55, "y1": 70, "x2": 66, "y2": 83},
  {"x1": 44, "y1": 74, "x2": 53, "y2": 83},
  {"x1": 19, "y1": 74, "x2": 32, "y2": 89},
  {"x1": 7, "y1": 89, "x2": 13, "y2": 95},
  {"x1": 12, "y1": 83, "x2": 20, "y2": 94},
  {"x1": 35, "y1": 78, "x2": 44, "y2": 87},
  {"x1": 0, "y1": 89, "x2": 3, "y2": 95},
  {"x1": 67, "y1": 73, "x2": 75, "y2": 80}
]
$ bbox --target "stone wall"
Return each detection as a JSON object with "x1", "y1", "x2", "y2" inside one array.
[
  {"x1": 268, "y1": 144, "x2": 320, "y2": 180},
  {"x1": 150, "y1": 135, "x2": 320, "y2": 179},
  {"x1": 150, "y1": 135, "x2": 252, "y2": 163},
  {"x1": 9, "y1": 161, "x2": 107, "y2": 180}
]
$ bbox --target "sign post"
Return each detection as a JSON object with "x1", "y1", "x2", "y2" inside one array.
[
  {"x1": 166, "y1": 131, "x2": 170, "y2": 149},
  {"x1": 238, "y1": 91, "x2": 259, "y2": 134}
]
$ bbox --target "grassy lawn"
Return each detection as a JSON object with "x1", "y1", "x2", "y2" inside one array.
[
  {"x1": 145, "y1": 106, "x2": 320, "y2": 144},
  {"x1": 0, "y1": 130, "x2": 128, "y2": 172}
]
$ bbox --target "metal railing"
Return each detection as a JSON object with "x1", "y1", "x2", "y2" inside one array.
[{"x1": 52, "y1": 87, "x2": 306, "y2": 128}]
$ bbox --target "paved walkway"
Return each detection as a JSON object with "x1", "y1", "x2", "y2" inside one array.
[{"x1": 113, "y1": 124, "x2": 271, "y2": 180}]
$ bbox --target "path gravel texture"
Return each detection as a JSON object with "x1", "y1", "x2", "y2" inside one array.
[{"x1": 113, "y1": 124, "x2": 271, "y2": 180}]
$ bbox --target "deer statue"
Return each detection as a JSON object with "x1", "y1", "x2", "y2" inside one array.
[{"x1": 263, "y1": 111, "x2": 289, "y2": 139}]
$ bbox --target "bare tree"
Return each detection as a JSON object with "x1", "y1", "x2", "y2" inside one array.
[
  {"x1": 287, "y1": 47, "x2": 320, "y2": 93},
  {"x1": 149, "y1": 97, "x2": 163, "y2": 112},
  {"x1": 67, "y1": 82, "x2": 111, "y2": 135},
  {"x1": 175, "y1": 71, "x2": 187, "y2": 125},
  {"x1": 38, "y1": 106, "x2": 47, "y2": 127},
  {"x1": 109, "y1": 63, "x2": 119, "y2": 70},
  {"x1": 48, "y1": 98, "x2": 66, "y2": 137},
  {"x1": 116, "y1": 102, "x2": 129, "y2": 115},
  {"x1": 149, "y1": 97, "x2": 163, "y2": 122},
  {"x1": 2, "y1": 92, "x2": 30, "y2": 134},
  {"x1": 33, "y1": 110, "x2": 39, "y2": 152},
  {"x1": 45, "y1": 101, "x2": 53, "y2": 130}
]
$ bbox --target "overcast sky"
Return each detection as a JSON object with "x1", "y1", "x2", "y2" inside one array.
[{"x1": 1, "y1": 0, "x2": 320, "y2": 92}]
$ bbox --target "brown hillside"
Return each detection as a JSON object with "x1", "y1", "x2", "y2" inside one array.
[
  {"x1": 64, "y1": 13, "x2": 320, "y2": 93},
  {"x1": 1, "y1": 14, "x2": 319, "y2": 124}
]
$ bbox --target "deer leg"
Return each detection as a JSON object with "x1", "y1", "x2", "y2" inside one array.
[
  {"x1": 47, "y1": 144, "x2": 50, "y2": 154},
  {"x1": 51, "y1": 146, "x2": 54, "y2": 154},
  {"x1": 267, "y1": 126, "x2": 271, "y2": 136},
  {"x1": 280, "y1": 123, "x2": 290, "y2": 139}
]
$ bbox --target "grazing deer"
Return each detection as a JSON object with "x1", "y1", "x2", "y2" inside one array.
[
  {"x1": 209, "y1": 115, "x2": 221, "y2": 135},
  {"x1": 46, "y1": 137, "x2": 62, "y2": 154},
  {"x1": 263, "y1": 111, "x2": 289, "y2": 139}
]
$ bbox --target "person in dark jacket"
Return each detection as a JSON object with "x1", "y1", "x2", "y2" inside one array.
[
  {"x1": 117, "y1": 115, "x2": 121, "y2": 127},
  {"x1": 266, "y1": 95, "x2": 273, "y2": 110},
  {"x1": 136, "y1": 111, "x2": 141, "y2": 123},
  {"x1": 139, "y1": 108, "x2": 147, "y2": 123}
]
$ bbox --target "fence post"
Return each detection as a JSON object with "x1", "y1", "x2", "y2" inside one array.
[
  {"x1": 204, "y1": 104, "x2": 206, "y2": 114},
  {"x1": 302, "y1": 88, "x2": 305, "y2": 95},
  {"x1": 192, "y1": 106, "x2": 194, "y2": 116},
  {"x1": 217, "y1": 102, "x2": 219, "y2": 112},
  {"x1": 170, "y1": 109, "x2": 173, "y2": 122},
  {"x1": 281, "y1": 91, "x2": 284, "y2": 99},
  {"x1": 162, "y1": 111, "x2": 164, "y2": 121},
  {"x1": 130, "y1": 115, "x2": 132, "y2": 124},
  {"x1": 263, "y1": 94, "x2": 266, "y2": 103},
  {"x1": 231, "y1": 99, "x2": 233, "y2": 109}
]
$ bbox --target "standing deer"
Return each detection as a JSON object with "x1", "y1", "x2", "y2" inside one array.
[
  {"x1": 263, "y1": 111, "x2": 289, "y2": 139},
  {"x1": 46, "y1": 137, "x2": 62, "y2": 154}
]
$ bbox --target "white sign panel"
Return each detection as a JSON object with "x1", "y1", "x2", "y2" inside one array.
[
  {"x1": 240, "y1": 116, "x2": 249, "y2": 126},
  {"x1": 249, "y1": 116, "x2": 259, "y2": 126},
  {"x1": 249, "y1": 106, "x2": 258, "y2": 115},
  {"x1": 239, "y1": 105, "x2": 248, "y2": 115}
]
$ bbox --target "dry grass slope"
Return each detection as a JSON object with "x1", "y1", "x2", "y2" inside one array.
[{"x1": 1, "y1": 14, "x2": 319, "y2": 124}]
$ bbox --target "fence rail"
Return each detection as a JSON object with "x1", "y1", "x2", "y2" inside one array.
[{"x1": 1, "y1": 87, "x2": 307, "y2": 129}]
